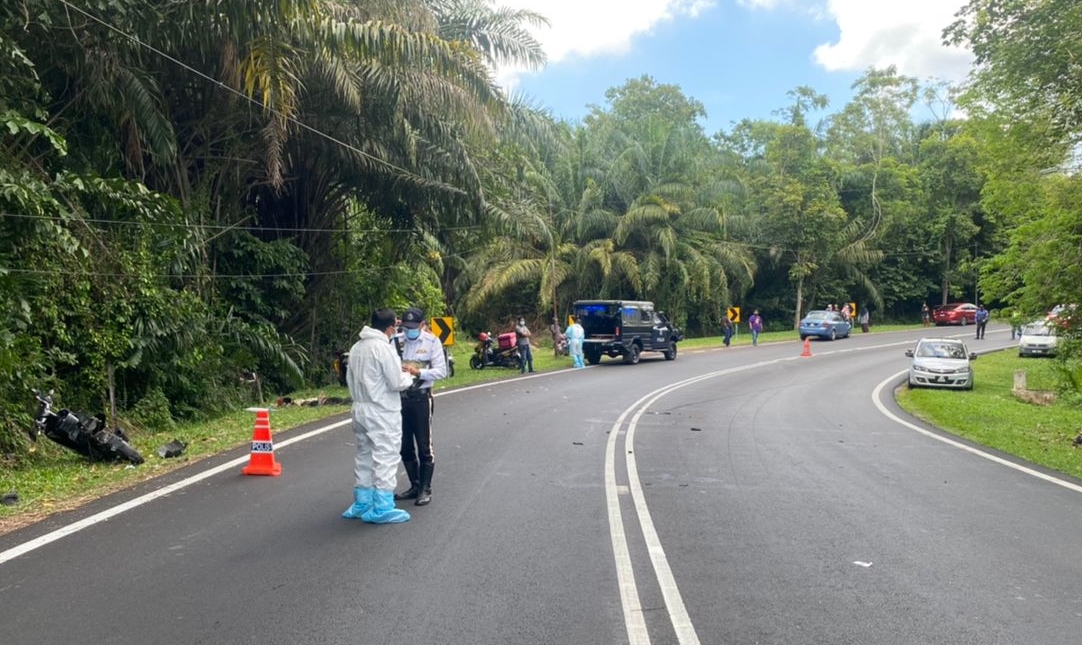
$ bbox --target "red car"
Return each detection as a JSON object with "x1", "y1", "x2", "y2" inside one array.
[
  {"x1": 933, "y1": 302, "x2": 978, "y2": 326},
  {"x1": 1047, "y1": 304, "x2": 1078, "y2": 328}
]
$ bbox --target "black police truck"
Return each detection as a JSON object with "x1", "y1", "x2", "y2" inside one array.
[{"x1": 572, "y1": 300, "x2": 682, "y2": 365}]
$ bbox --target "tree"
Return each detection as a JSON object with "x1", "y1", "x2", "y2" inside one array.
[
  {"x1": 946, "y1": 0, "x2": 1082, "y2": 148},
  {"x1": 0, "y1": 0, "x2": 547, "y2": 442}
]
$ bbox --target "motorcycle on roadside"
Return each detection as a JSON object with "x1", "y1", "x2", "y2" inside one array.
[
  {"x1": 31, "y1": 389, "x2": 145, "y2": 465},
  {"x1": 468, "y1": 332, "x2": 522, "y2": 370}
]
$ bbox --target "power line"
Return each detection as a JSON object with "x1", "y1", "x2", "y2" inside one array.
[
  {"x1": 5, "y1": 267, "x2": 359, "y2": 279},
  {"x1": 0, "y1": 212, "x2": 485, "y2": 235},
  {"x1": 55, "y1": 0, "x2": 430, "y2": 183},
  {"x1": 1, "y1": 243, "x2": 491, "y2": 280}
]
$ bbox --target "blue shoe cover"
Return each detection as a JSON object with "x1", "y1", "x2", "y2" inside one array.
[
  {"x1": 361, "y1": 489, "x2": 411, "y2": 524},
  {"x1": 342, "y1": 487, "x2": 374, "y2": 519}
]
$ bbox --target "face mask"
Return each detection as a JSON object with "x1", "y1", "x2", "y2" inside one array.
[{"x1": 405, "y1": 328, "x2": 421, "y2": 341}]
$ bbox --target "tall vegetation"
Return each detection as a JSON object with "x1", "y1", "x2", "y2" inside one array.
[{"x1": 3, "y1": 0, "x2": 1081, "y2": 458}]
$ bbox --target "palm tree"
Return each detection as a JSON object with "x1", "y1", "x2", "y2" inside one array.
[
  {"x1": 599, "y1": 118, "x2": 753, "y2": 320},
  {"x1": 426, "y1": 0, "x2": 548, "y2": 70}
]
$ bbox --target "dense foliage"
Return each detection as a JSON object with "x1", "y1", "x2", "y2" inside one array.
[{"x1": 2, "y1": 0, "x2": 1080, "y2": 459}]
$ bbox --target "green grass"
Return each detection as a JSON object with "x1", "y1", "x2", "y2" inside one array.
[
  {"x1": 0, "y1": 402, "x2": 358, "y2": 530},
  {"x1": 897, "y1": 350, "x2": 1082, "y2": 479},
  {"x1": 0, "y1": 342, "x2": 570, "y2": 531},
  {"x1": 4, "y1": 327, "x2": 1080, "y2": 533}
]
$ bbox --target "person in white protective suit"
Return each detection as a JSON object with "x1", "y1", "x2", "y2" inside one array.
[
  {"x1": 342, "y1": 308, "x2": 420, "y2": 524},
  {"x1": 565, "y1": 316, "x2": 585, "y2": 368}
]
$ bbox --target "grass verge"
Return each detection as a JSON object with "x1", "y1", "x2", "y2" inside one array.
[
  {"x1": 6, "y1": 329, "x2": 1078, "y2": 535},
  {"x1": 896, "y1": 349, "x2": 1082, "y2": 479}
]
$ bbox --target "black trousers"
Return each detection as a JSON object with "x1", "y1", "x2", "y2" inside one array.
[{"x1": 400, "y1": 390, "x2": 434, "y2": 464}]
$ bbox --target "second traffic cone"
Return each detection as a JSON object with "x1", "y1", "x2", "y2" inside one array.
[
  {"x1": 242, "y1": 408, "x2": 282, "y2": 476},
  {"x1": 800, "y1": 338, "x2": 812, "y2": 358}
]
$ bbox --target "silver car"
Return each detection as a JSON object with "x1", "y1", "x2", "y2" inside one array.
[
  {"x1": 1018, "y1": 321, "x2": 1058, "y2": 357},
  {"x1": 905, "y1": 338, "x2": 977, "y2": 390}
]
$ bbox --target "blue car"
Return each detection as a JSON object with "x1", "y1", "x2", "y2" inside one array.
[{"x1": 799, "y1": 310, "x2": 852, "y2": 340}]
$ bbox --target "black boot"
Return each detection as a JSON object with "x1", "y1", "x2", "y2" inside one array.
[
  {"x1": 395, "y1": 460, "x2": 420, "y2": 500},
  {"x1": 415, "y1": 462, "x2": 434, "y2": 506}
]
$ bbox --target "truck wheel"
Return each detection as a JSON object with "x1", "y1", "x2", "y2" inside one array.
[
  {"x1": 623, "y1": 343, "x2": 641, "y2": 365},
  {"x1": 664, "y1": 341, "x2": 677, "y2": 360},
  {"x1": 586, "y1": 351, "x2": 601, "y2": 365}
]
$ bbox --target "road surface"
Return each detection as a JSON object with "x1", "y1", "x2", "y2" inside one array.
[{"x1": 3, "y1": 324, "x2": 1080, "y2": 644}]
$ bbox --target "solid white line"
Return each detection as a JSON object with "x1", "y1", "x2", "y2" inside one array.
[
  {"x1": 872, "y1": 372, "x2": 1082, "y2": 494},
  {"x1": 0, "y1": 367, "x2": 561, "y2": 565},
  {"x1": 605, "y1": 405, "x2": 651, "y2": 644},
  {"x1": 1, "y1": 370, "x2": 564, "y2": 566},
  {"x1": 0, "y1": 419, "x2": 351, "y2": 566},
  {"x1": 623, "y1": 385, "x2": 704, "y2": 645},
  {"x1": 606, "y1": 360, "x2": 793, "y2": 644}
]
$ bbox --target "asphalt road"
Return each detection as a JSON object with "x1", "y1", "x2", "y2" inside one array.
[{"x1": 3, "y1": 324, "x2": 1081, "y2": 645}]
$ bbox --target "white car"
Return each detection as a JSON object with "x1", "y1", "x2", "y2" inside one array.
[
  {"x1": 1018, "y1": 321, "x2": 1058, "y2": 357},
  {"x1": 905, "y1": 338, "x2": 977, "y2": 390}
]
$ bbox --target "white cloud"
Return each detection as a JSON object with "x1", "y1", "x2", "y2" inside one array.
[
  {"x1": 495, "y1": 0, "x2": 974, "y2": 97},
  {"x1": 811, "y1": 0, "x2": 973, "y2": 82},
  {"x1": 736, "y1": 0, "x2": 783, "y2": 7},
  {"x1": 495, "y1": 1, "x2": 717, "y2": 88}
]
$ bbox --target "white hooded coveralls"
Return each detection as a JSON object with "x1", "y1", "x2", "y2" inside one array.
[{"x1": 347, "y1": 325, "x2": 416, "y2": 491}]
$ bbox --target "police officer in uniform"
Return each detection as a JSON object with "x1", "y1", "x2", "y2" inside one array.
[{"x1": 394, "y1": 307, "x2": 448, "y2": 506}]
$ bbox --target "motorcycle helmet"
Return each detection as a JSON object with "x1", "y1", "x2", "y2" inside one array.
[{"x1": 478, "y1": 332, "x2": 489, "y2": 341}]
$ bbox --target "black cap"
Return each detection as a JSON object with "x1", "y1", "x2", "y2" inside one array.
[{"x1": 401, "y1": 307, "x2": 424, "y2": 329}]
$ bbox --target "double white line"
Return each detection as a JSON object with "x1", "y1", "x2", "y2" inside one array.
[{"x1": 605, "y1": 358, "x2": 792, "y2": 644}]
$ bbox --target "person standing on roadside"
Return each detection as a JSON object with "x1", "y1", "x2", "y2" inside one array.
[
  {"x1": 859, "y1": 307, "x2": 870, "y2": 333},
  {"x1": 549, "y1": 317, "x2": 565, "y2": 357},
  {"x1": 332, "y1": 348, "x2": 349, "y2": 387},
  {"x1": 342, "y1": 308, "x2": 419, "y2": 524},
  {"x1": 921, "y1": 302, "x2": 931, "y2": 327},
  {"x1": 565, "y1": 316, "x2": 585, "y2": 368},
  {"x1": 721, "y1": 315, "x2": 734, "y2": 347},
  {"x1": 748, "y1": 310, "x2": 763, "y2": 347},
  {"x1": 1009, "y1": 307, "x2": 1023, "y2": 340},
  {"x1": 393, "y1": 308, "x2": 447, "y2": 507},
  {"x1": 975, "y1": 304, "x2": 989, "y2": 339},
  {"x1": 515, "y1": 317, "x2": 535, "y2": 373}
]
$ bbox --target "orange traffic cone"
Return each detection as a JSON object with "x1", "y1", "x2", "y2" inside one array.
[
  {"x1": 242, "y1": 408, "x2": 282, "y2": 476},
  {"x1": 800, "y1": 338, "x2": 812, "y2": 358}
]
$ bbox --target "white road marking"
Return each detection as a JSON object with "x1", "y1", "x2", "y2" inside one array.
[
  {"x1": 0, "y1": 419, "x2": 350, "y2": 565},
  {"x1": 605, "y1": 360, "x2": 795, "y2": 644},
  {"x1": 12, "y1": 331, "x2": 1072, "y2": 645},
  {"x1": 872, "y1": 372, "x2": 1082, "y2": 494},
  {"x1": 1, "y1": 372, "x2": 562, "y2": 565}
]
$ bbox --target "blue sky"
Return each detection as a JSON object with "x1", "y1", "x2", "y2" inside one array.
[{"x1": 498, "y1": 0, "x2": 973, "y2": 135}]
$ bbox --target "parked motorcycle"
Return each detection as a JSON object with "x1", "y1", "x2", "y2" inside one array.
[
  {"x1": 445, "y1": 347, "x2": 455, "y2": 378},
  {"x1": 32, "y1": 389, "x2": 145, "y2": 465},
  {"x1": 469, "y1": 332, "x2": 522, "y2": 370},
  {"x1": 554, "y1": 332, "x2": 568, "y2": 357}
]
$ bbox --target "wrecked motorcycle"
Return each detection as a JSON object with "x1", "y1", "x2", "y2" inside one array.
[{"x1": 32, "y1": 389, "x2": 145, "y2": 465}]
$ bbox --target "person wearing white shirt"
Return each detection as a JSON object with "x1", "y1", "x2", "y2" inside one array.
[
  {"x1": 342, "y1": 308, "x2": 419, "y2": 524},
  {"x1": 393, "y1": 308, "x2": 448, "y2": 506}
]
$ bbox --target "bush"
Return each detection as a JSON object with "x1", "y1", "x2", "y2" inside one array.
[{"x1": 125, "y1": 387, "x2": 175, "y2": 433}]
